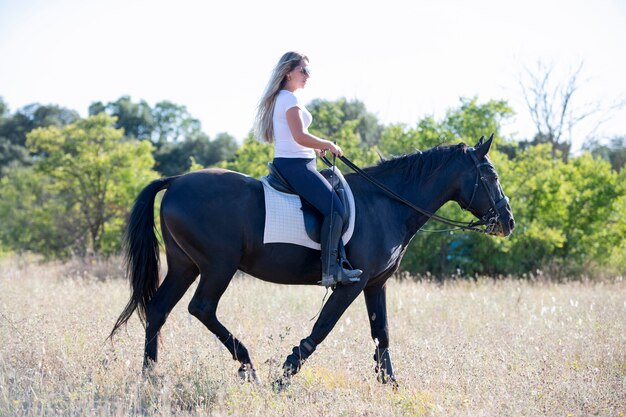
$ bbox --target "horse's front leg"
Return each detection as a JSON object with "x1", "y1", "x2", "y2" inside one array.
[
  {"x1": 364, "y1": 284, "x2": 398, "y2": 388},
  {"x1": 275, "y1": 279, "x2": 367, "y2": 389}
]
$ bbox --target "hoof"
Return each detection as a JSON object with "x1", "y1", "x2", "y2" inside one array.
[
  {"x1": 390, "y1": 377, "x2": 400, "y2": 391},
  {"x1": 142, "y1": 360, "x2": 158, "y2": 378},
  {"x1": 271, "y1": 364, "x2": 295, "y2": 393},
  {"x1": 378, "y1": 376, "x2": 400, "y2": 391},
  {"x1": 238, "y1": 364, "x2": 261, "y2": 384},
  {"x1": 375, "y1": 367, "x2": 399, "y2": 389},
  {"x1": 377, "y1": 373, "x2": 399, "y2": 391},
  {"x1": 271, "y1": 376, "x2": 291, "y2": 393},
  {"x1": 142, "y1": 365, "x2": 163, "y2": 387}
]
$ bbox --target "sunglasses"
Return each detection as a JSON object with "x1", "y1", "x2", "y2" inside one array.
[{"x1": 296, "y1": 66, "x2": 311, "y2": 77}]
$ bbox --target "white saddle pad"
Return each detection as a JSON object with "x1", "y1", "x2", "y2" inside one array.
[{"x1": 260, "y1": 172, "x2": 355, "y2": 250}]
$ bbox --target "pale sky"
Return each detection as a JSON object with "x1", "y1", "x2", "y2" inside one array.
[{"x1": 1, "y1": 0, "x2": 625, "y2": 152}]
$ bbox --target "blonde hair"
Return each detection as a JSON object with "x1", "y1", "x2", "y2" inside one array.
[{"x1": 254, "y1": 51, "x2": 308, "y2": 143}]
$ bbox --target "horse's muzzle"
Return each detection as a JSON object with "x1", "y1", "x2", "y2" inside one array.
[{"x1": 495, "y1": 213, "x2": 515, "y2": 237}]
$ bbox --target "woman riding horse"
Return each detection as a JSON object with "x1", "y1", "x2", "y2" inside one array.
[{"x1": 254, "y1": 51, "x2": 362, "y2": 287}]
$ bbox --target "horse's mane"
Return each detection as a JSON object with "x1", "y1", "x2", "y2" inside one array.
[{"x1": 363, "y1": 143, "x2": 468, "y2": 182}]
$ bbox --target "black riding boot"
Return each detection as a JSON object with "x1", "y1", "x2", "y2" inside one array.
[{"x1": 320, "y1": 211, "x2": 362, "y2": 287}]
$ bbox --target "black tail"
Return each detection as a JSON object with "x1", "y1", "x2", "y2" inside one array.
[{"x1": 109, "y1": 176, "x2": 178, "y2": 339}]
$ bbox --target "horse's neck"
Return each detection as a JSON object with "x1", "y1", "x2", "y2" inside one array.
[
  {"x1": 407, "y1": 182, "x2": 454, "y2": 238},
  {"x1": 367, "y1": 167, "x2": 457, "y2": 241}
]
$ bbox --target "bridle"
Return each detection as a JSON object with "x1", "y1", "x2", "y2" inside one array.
[
  {"x1": 464, "y1": 150, "x2": 510, "y2": 235},
  {"x1": 321, "y1": 149, "x2": 509, "y2": 235}
]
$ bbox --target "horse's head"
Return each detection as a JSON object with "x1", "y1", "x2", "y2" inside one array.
[{"x1": 455, "y1": 135, "x2": 515, "y2": 237}]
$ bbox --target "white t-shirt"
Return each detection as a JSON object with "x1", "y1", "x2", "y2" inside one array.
[{"x1": 273, "y1": 90, "x2": 315, "y2": 158}]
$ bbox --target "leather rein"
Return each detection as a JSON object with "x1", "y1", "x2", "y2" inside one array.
[{"x1": 321, "y1": 150, "x2": 509, "y2": 235}]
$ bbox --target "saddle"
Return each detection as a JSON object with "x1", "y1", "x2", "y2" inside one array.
[{"x1": 263, "y1": 162, "x2": 352, "y2": 244}]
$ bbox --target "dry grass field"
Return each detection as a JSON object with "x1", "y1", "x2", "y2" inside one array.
[{"x1": 0, "y1": 257, "x2": 624, "y2": 416}]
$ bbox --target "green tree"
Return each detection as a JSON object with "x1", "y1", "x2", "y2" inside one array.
[
  {"x1": 0, "y1": 166, "x2": 70, "y2": 256},
  {"x1": 558, "y1": 153, "x2": 622, "y2": 273},
  {"x1": 499, "y1": 144, "x2": 568, "y2": 273},
  {"x1": 584, "y1": 136, "x2": 626, "y2": 172},
  {"x1": 308, "y1": 98, "x2": 383, "y2": 145},
  {"x1": 377, "y1": 116, "x2": 449, "y2": 157},
  {"x1": 17, "y1": 113, "x2": 157, "y2": 256},
  {"x1": 606, "y1": 169, "x2": 626, "y2": 272},
  {"x1": 497, "y1": 145, "x2": 626, "y2": 277},
  {"x1": 88, "y1": 96, "x2": 237, "y2": 175},
  {"x1": 155, "y1": 132, "x2": 212, "y2": 176},
  {"x1": 378, "y1": 98, "x2": 514, "y2": 159},
  {"x1": 377, "y1": 123, "x2": 421, "y2": 156},
  {"x1": 151, "y1": 100, "x2": 202, "y2": 146},
  {"x1": 218, "y1": 134, "x2": 273, "y2": 178},
  {"x1": 0, "y1": 102, "x2": 79, "y2": 175},
  {"x1": 209, "y1": 132, "x2": 238, "y2": 164},
  {"x1": 89, "y1": 96, "x2": 154, "y2": 141},
  {"x1": 154, "y1": 131, "x2": 238, "y2": 176},
  {"x1": 443, "y1": 97, "x2": 513, "y2": 144}
]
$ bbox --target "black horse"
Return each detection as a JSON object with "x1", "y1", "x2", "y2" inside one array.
[{"x1": 110, "y1": 135, "x2": 514, "y2": 387}]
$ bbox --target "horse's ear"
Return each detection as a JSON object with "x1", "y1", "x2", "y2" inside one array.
[
  {"x1": 475, "y1": 135, "x2": 485, "y2": 148},
  {"x1": 476, "y1": 133, "x2": 494, "y2": 159}
]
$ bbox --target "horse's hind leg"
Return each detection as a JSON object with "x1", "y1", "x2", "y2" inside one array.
[
  {"x1": 188, "y1": 261, "x2": 260, "y2": 383},
  {"x1": 144, "y1": 249, "x2": 198, "y2": 369}
]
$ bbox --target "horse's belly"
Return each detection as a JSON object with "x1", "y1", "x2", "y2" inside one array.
[{"x1": 240, "y1": 243, "x2": 322, "y2": 285}]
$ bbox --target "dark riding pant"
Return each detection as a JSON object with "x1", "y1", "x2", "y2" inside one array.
[{"x1": 272, "y1": 157, "x2": 345, "y2": 219}]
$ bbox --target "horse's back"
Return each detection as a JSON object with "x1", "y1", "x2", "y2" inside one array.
[
  {"x1": 160, "y1": 169, "x2": 265, "y2": 258},
  {"x1": 164, "y1": 168, "x2": 259, "y2": 202}
]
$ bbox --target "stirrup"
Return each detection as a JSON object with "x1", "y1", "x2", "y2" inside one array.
[{"x1": 320, "y1": 265, "x2": 362, "y2": 288}]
